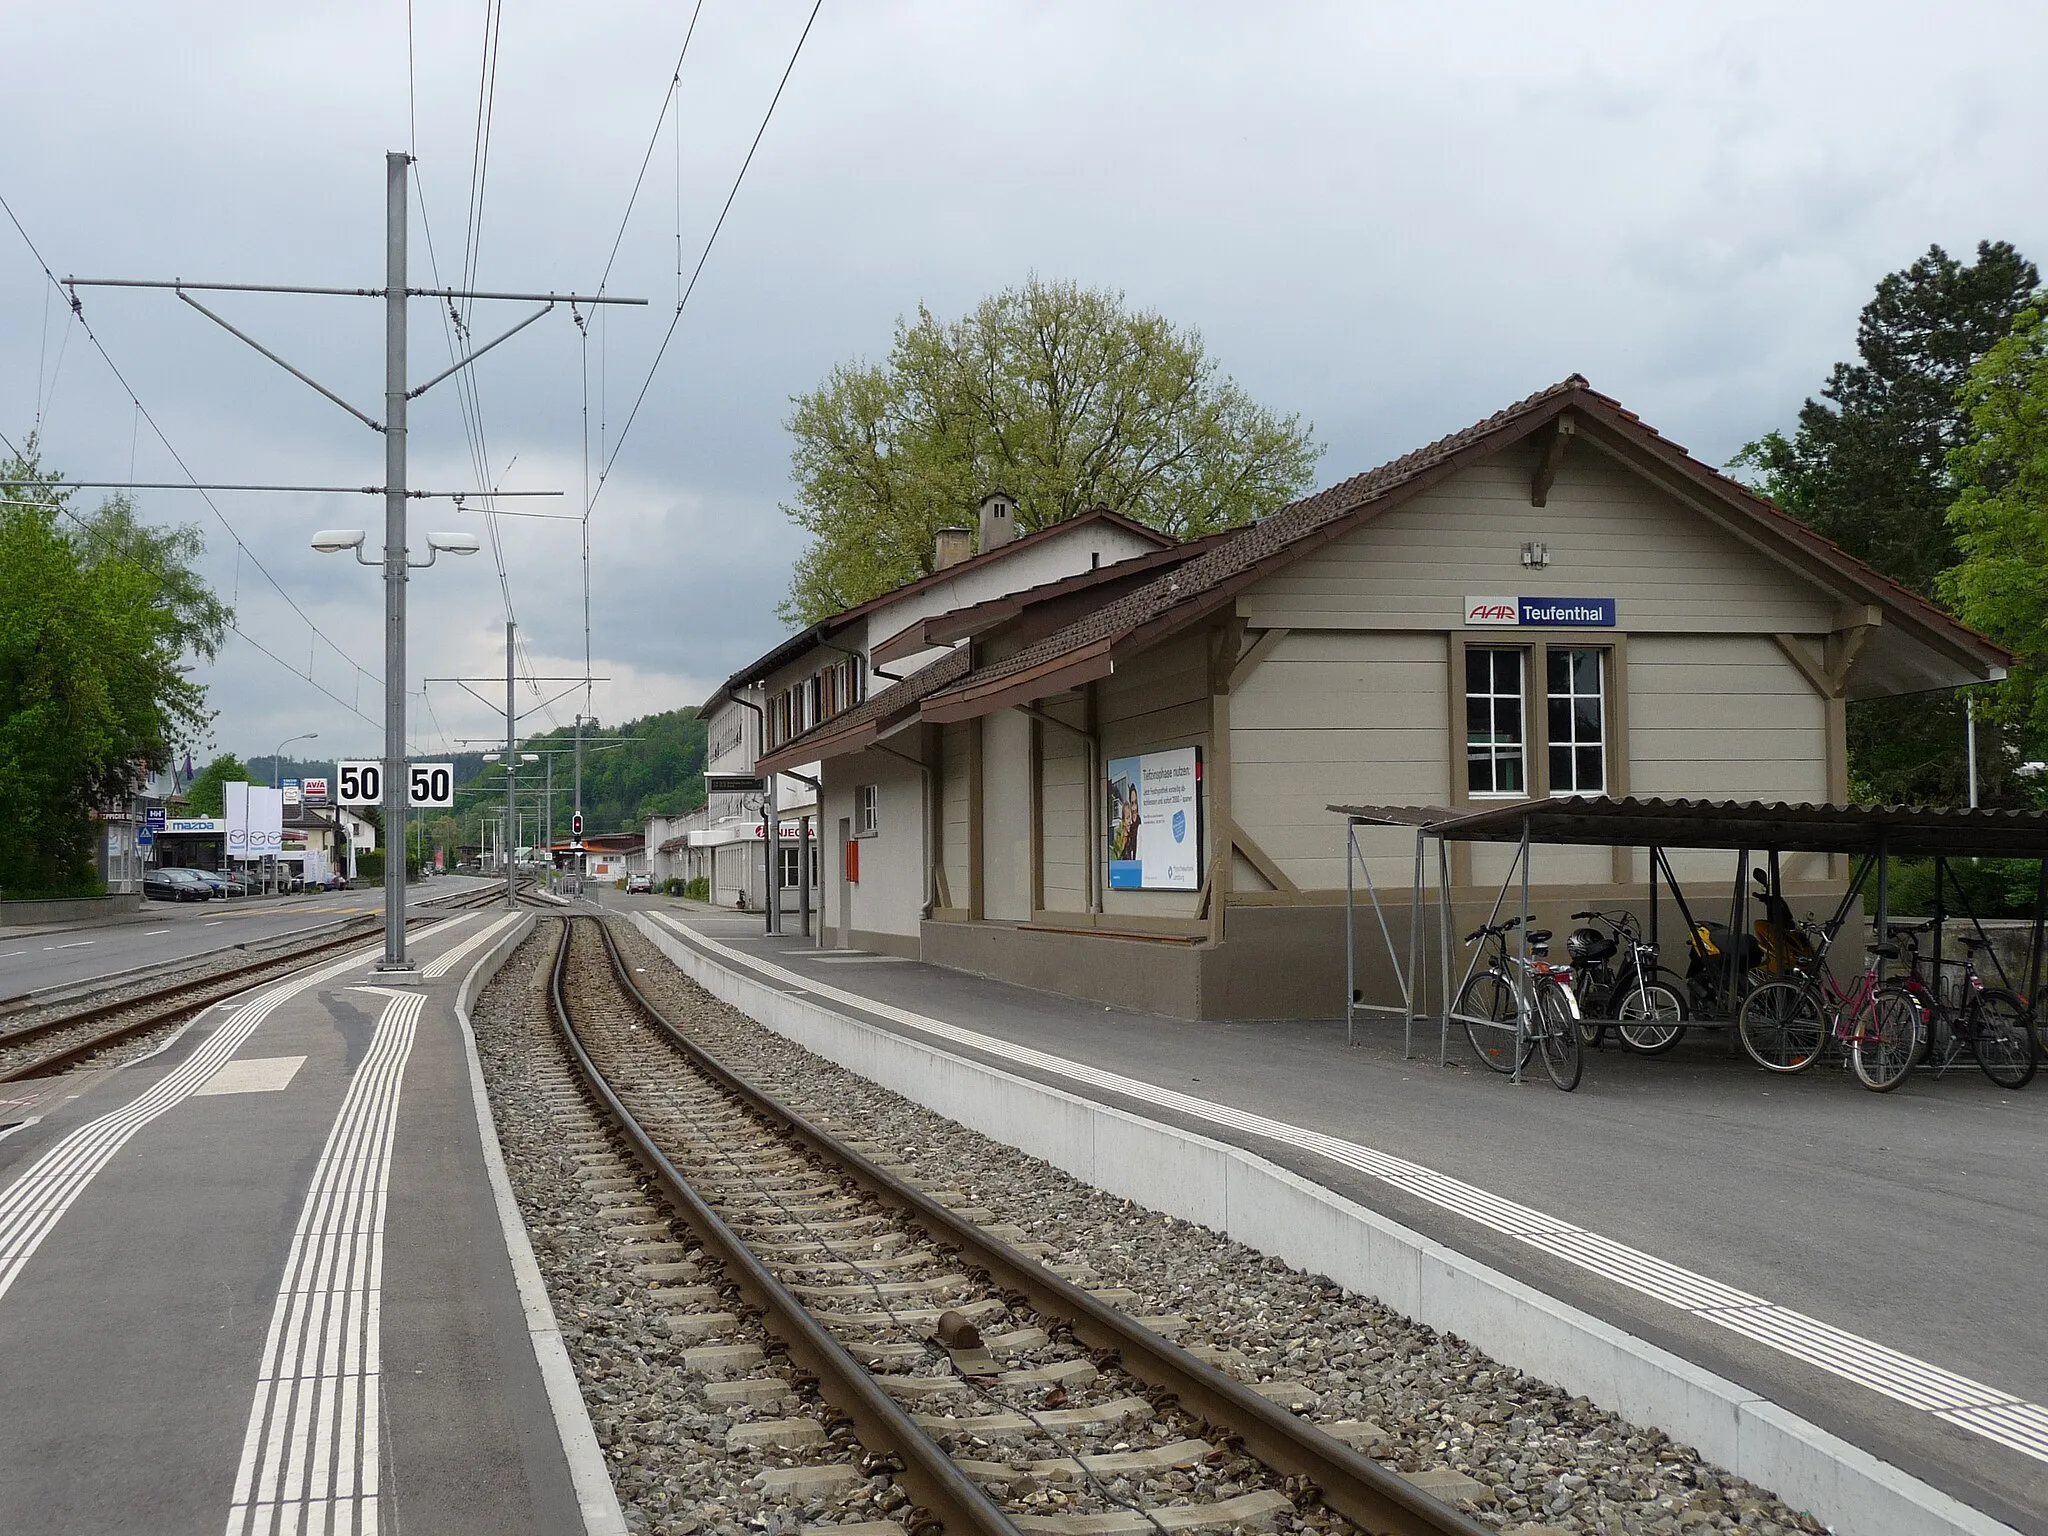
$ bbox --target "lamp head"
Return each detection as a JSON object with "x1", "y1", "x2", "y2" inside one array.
[
  {"x1": 425, "y1": 531, "x2": 481, "y2": 556},
  {"x1": 311, "y1": 528, "x2": 367, "y2": 554}
]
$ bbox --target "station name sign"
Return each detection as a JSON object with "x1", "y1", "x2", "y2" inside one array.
[{"x1": 1464, "y1": 595, "x2": 1616, "y2": 628}]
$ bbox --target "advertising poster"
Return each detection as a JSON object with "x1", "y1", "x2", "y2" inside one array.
[
  {"x1": 1105, "y1": 746, "x2": 1202, "y2": 891},
  {"x1": 225, "y1": 780, "x2": 251, "y2": 859}
]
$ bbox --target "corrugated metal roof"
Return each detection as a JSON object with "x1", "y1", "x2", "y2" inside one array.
[{"x1": 1329, "y1": 796, "x2": 2048, "y2": 858}]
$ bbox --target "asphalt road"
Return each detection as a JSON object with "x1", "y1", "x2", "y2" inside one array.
[
  {"x1": 640, "y1": 901, "x2": 2048, "y2": 1534},
  {"x1": 0, "y1": 875, "x2": 500, "y2": 1000}
]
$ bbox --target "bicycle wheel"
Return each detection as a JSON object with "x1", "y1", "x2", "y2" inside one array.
[
  {"x1": 1852, "y1": 989, "x2": 1921, "y2": 1092},
  {"x1": 1536, "y1": 979, "x2": 1584, "y2": 1091},
  {"x1": 1969, "y1": 987, "x2": 2038, "y2": 1089},
  {"x1": 1616, "y1": 971, "x2": 1688, "y2": 1056},
  {"x1": 1458, "y1": 971, "x2": 1520, "y2": 1074},
  {"x1": 1738, "y1": 980, "x2": 1827, "y2": 1073}
]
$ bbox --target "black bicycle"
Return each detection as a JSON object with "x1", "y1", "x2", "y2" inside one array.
[
  {"x1": 1454, "y1": 916, "x2": 1583, "y2": 1091},
  {"x1": 1565, "y1": 909, "x2": 1689, "y2": 1055}
]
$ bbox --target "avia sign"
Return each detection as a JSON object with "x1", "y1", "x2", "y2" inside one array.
[{"x1": 1465, "y1": 595, "x2": 1616, "y2": 628}]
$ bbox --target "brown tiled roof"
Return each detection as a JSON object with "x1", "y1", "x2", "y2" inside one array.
[
  {"x1": 703, "y1": 506, "x2": 1176, "y2": 710},
  {"x1": 918, "y1": 375, "x2": 2008, "y2": 719}
]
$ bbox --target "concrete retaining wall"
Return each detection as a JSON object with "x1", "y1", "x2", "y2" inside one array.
[
  {"x1": 0, "y1": 892, "x2": 141, "y2": 926},
  {"x1": 635, "y1": 912, "x2": 2019, "y2": 1536}
]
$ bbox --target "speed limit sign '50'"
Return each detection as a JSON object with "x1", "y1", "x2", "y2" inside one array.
[
  {"x1": 408, "y1": 762, "x2": 454, "y2": 808},
  {"x1": 336, "y1": 760, "x2": 382, "y2": 807},
  {"x1": 337, "y1": 760, "x2": 455, "y2": 808}
]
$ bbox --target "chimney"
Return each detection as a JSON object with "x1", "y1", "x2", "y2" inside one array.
[
  {"x1": 977, "y1": 491, "x2": 1017, "y2": 554},
  {"x1": 934, "y1": 526, "x2": 972, "y2": 571}
]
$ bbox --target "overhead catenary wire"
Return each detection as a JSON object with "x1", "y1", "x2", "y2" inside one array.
[
  {"x1": 583, "y1": 0, "x2": 823, "y2": 529},
  {"x1": 0, "y1": 186, "x2": 385, "y2": 702}
]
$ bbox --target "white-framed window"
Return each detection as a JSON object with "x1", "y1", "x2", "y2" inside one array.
[
  {"x1": 1465, "y1": 647, "x2": 1527, "y2": 797},
  {"x1": 1546, "y1": 647, "x2": 1606, "y2": 796},
  {"x1": 779, "y1": 843, "x2": 802, "y2": 889},
  {"x1": 855, "y1": 783, "x2": 879, "y2": 837}
]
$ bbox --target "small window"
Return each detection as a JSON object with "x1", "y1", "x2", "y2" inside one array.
[
  {"x1": 1465, "y1": 647, "x2": 1527, "y2": 796},
  {"x1": 855, "y1": 783, "x2": 879, "y2": 837},
  {"x1": 1547, "y1": 648, "x2": 1606, "y2": 796},
  {"x1": 779, "y1": 843, "x2": 802, "y2": 889}
]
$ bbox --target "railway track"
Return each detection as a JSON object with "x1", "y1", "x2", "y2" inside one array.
[
  {"x1": 547, "y1": 913, "x2": 1486, "y2": 1536},
  {"x1": 0, "y1": 881, "x2": 522, "y2": 1084}
]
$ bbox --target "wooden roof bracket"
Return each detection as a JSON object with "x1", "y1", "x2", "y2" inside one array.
[
  {"x1": 1530, "y1": 413, "x2": 1576, "y2": 507},
  {"x1": 1826, "y1": 606, "x2": 1882, "y2": 693}
]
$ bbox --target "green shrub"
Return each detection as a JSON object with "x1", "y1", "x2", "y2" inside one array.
[{"x1": 684, "y1": 876, "x2": 709, "y2": 901}]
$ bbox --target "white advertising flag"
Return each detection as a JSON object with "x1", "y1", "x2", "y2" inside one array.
[
  {"x1": 225, "y1": 781, "x2": 251, "y2": 860},
  {"x1": 251, "y1": 786, "x2": 285, "y2": 856}
]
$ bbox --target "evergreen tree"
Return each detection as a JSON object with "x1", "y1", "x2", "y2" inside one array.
[{"x1": 1734, "y1": 242, "x2": 2039, "y2": 804}]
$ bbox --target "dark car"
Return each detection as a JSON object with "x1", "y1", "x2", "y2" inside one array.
[
  {"x1": 181, "y1": 868, "x2": 230, "y2": 899},
  {"x1": 144, "y1": 868, "x2": 211, "y2": 903}
]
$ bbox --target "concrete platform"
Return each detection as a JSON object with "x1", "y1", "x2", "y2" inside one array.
[
  {"x1": 639, "y1": 904, "x2": 2045, "y2": 1536},
  {"x1": 0, "y1": 907, "x2": 612, "y2": 1536}
]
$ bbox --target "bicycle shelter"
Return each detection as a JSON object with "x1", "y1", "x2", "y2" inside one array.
[{"x1": 1332, "y1": 796, "x2": 2048, "y2": 1076}]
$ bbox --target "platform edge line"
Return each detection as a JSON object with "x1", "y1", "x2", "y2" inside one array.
[
  {"x1": 636, "y1": 911, "x2": 2026, "y2": 1536},
  {"x1": 455, "y1": 913, "x2": 629, "y2": 1536}
]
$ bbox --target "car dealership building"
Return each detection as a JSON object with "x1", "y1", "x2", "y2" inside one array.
[{"x1": 707, "y1": 376, "x2": 2005, "y2": 1019}]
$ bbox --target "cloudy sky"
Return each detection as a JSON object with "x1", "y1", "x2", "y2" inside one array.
[{"x1": 4, "y1": 2, "x2": 2043, "y2": 765}]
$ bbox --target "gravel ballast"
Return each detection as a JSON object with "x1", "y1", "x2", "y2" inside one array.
[{"x1": 473, "y1": 918, "x2": 1833, "y2": 1536}]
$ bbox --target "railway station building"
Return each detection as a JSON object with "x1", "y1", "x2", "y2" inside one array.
[{"x1": 713, "y1": 376, "x2": 2005, "y2": 1019}]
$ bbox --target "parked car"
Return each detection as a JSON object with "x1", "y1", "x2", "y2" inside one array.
[
  {"x1": 626, "y1": 872, "x2": 654, "y2": 894},
  {"x1": 183, "y1": 869, "x2": 231, "y2": 899},
  {"x1": 144, "y1": 868, "x2": 212, "y2": 903}
]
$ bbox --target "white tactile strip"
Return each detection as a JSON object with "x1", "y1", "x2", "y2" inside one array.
[
  {"x1": 224, "y1": 986, "x2": 425, "y2": 1536},
  {"x1": 0, "y1": 945, "x2": 373, "y2": 1304},
  {"x1": 0, "y1": 912, "x2": 471, "y2": 1308},
  {"x1": 657, "y1": 912, "x2": 2048, "y2": 1469},
  {"x1": 420, "y1": 912, "x2": 523, "y2": 979}
]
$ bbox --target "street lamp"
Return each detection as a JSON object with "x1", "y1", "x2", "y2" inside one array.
[{"x1": 313, "y1": 524, "x2": 479, "y2": 971}]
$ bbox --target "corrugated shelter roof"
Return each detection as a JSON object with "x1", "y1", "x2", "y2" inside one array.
[
  {"x1": 1329, "y1": 796, "x2": 2048, "y2": 859},
  {"x1": 915, "y1": 376, "x2": 2009, "y2": 722}
]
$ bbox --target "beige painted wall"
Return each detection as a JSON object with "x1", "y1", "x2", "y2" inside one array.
[
  {"x1": 1238, "y1": 443, "x2": 1837, "y2": 636},
  {"x1": 1098, "y1": 632, "x2": 1210, "y2": 920},
  {"x1": 938, "y1": 722, "x2": 971, "y2": 911},
  {"x1": 982, "y1": 709, "x2": 1033, "y2": 921},
  {"x1": 1040, "y1": 696, "x2": 1090, "y2": 912},
  {"x1": 1229, "y1": 630, "x2": 1448, "y2": 890}
]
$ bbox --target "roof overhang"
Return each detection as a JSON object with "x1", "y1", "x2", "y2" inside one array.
[
  {"x1": 919, "y1": 638, "x2": 1116, "y2": 723},
  {"x1": 1331, "y1": 795, "x2": 2048, "y2": 859}
]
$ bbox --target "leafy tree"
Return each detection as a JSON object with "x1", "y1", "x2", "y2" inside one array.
[
  {"x1": 0, "y1": 443, "x2": 226, "y2": 894},
  {"x1": 1732, "y1": 242, "x2": 2038, "y2": 804},
  {"x1": 781, "y1": 277, "x2": 1322, "y2": 623},
  {"x1": 1736, "y1": 241, "x2": 2038, "y2": 596},
  {"x1": 1941, "y1": 303, "x2": 2048, "y2": 736},
  {"x1": 184, "y1": 753, "x2": 254, "y2": 817}
]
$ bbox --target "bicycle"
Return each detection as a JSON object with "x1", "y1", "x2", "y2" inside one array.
[
  {"x1": 1565, "y1": 909, "x2": 1688, "y2": 1055},
  {"x1": 1877, "y1": 926, "x2": 2036, "y2": 1091},
  {"x1": 1736, "y1": 924, "x2": 1921, "y2": 1090},
  {"x1": 1455, "y1": 916, "x2": 1584, "y2": 1090}
]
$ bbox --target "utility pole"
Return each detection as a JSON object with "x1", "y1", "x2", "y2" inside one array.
[
  {"x1": 573, "y1": 712, "x2": 585, "y2": 876},
  {"x1": 66, "y1": 155, "x2": 644, "y2": 970},
  {"x1": 382, "y1": 153, "x2": 411, "y2": 965},
  {"x1": 506, "y1": 619, "x2": 518, "y2": 909}
]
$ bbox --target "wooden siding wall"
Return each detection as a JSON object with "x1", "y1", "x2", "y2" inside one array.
[
  {"x1": 1098, "y1": 633, "x2": 1210, "y2": 919},
  {"x1": 1239, "y1": 445, "x2": 1837, "y2": 635},
  {"x1": 982, "y1": 709, "x2": 1032, "y2": 921},
  {"x1": 938, "y1": 722, "x2": 971, "y2": 912},
  {"x1": 1230, "y1": 631, "x2": 1448, "y2": 889},
  {"x1": 1039, "y1": 697, "x2": 1090, "y2": 912}
]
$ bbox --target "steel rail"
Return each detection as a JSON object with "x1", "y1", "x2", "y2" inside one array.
[
  {"x1": 585, "y1": 915, "x2": 1488, "y2": 1536},
  {"x1": 0, "y1": 884, "x2": 508, "y2": 1081},
  {"x1": 548, "y1": 916, "x2": 1026, "y2": 1536}
]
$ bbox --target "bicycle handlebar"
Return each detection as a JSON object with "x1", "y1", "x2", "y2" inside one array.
[{"x1": 1463, "y1": 914, "x2": 1529, "y2": 944}]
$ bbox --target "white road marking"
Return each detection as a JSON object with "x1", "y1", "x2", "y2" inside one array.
[
  {"x1": 418, "y1": 912, "x2": 522, "y2": 979},
  {"x1": 0, "y1": 944, "x2": 379, "y2": 1306},
  {"x1": 43, "y1": 941, "x2": 94, "y2": 951},
  {"x1": 225, "y1": 987, "x2": 423, "y2": 1536},
  {"x1": 656, "y1": 910, "x2": 2048, "y2": 1470},
  {"x1": 0, "y1": 1117, "x2": 40, "y2": 1145},
  {"x1": 195, "y1": 1056, "x2": 308, "y2": 1096},
  {"x1": 145, "y1": 929, "x2": 171, "y2": 935}
]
